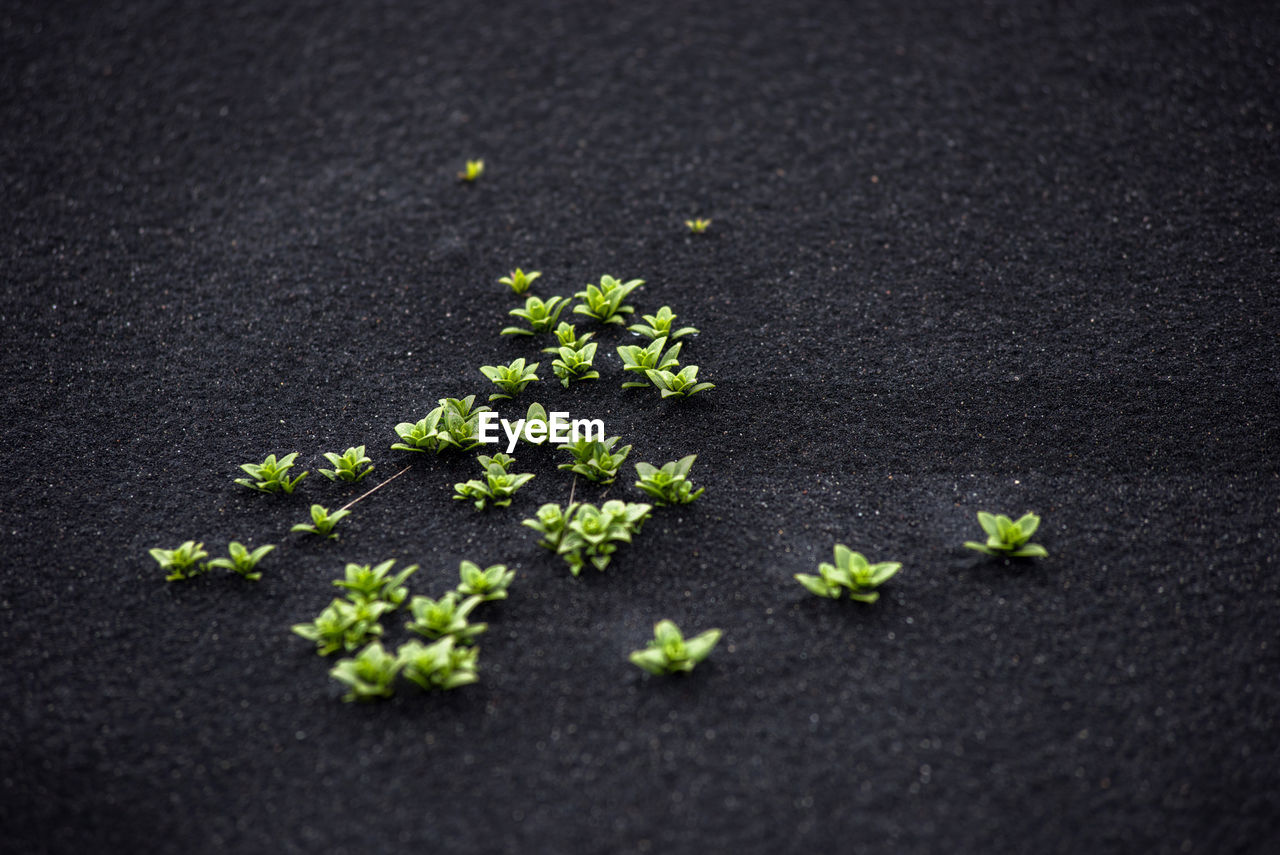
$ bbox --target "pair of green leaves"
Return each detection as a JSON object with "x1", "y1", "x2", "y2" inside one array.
[
  {"x1": 629, "y1": 620, "x2": 721, "y2": 675},
  {"x1": 964, "y1": 512, "x2": 1048, "y2": 558},
  {"x1": 558, "y1": 436, "x2": 631, "y2": 484},
  {"x1": 453, "y1": 453, "x2": 535, "y2": 510},
  {"x1": 291, "y1": 504, "x2": 351, "y2": 540},
  {"x1": 393, "y1": 395, "x2": 492, "y2": 454},
  {"x1": 795, "y1": 545, "x2": 902, "y2": 603},
  {"x1": 633, "y1": 455, "x2": 704, "y2": 506},
  {"x1": 236, "y1": 452, "x2": 308, "y2": 494}
]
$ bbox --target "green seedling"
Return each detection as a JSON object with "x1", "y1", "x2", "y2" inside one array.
[
  {"x1": 541, "y1": 321, "x2": 595, "y2": 353},
  {"x1": 319, "y1": 446, "x2": 374, "y2": 482},
  {"x1": 517, "y1": 402, "x2": 552, "y2": 444},
  {"x1": 573, "y1": 275, "x2": 643, "y2": 325},
  {"x1": 684, "y1": 218, "x2": 712, "y2": 234},
  {"x1": 235, "y1": 452, "x2": 308, "y2": 494},
  {"x1": 525, "y1": 500, "x2": 651, "y2": 576},
  {"x1": 480, "y1": 358, "x2": 540, "y2": 401},
  {"x1": 292, "y1": 598, "x2": 392, "y2": 656},
  {"x1": 502, "y1": 295, "x2": 569, "y2": 335},
  {"x1": 151, "y1": 541, "x2": 209, "y2": 582},
  {"x1": 291, "y1": 504, "x2": 351, "y2": 540},
  {"x1": 646, "y1": 365, "x2": 714, "y2": 398},
  {"x1": 398, "y1": 637, "x2": 480, "y2": 691},
  {"x1": 333, "y1": 559, "x2": 417, "y2": 607},
  {"x1": 392, "y1": 396, "x2": 492, "y2": 453},
  {"x1": 205, "y1": 542, "x2": 275, "y2": 581},
  {"x1": 456, "y1": 560, "x2": 515, "y2": 602},
  {"x1": 459, "y1": 159, "x2": 484, "y2": 182},
  {"x1": 964, "y1": 512, "x2": 1048, "y2": 558},
  {"x1": 551, "y1": 341, "x2": 599, "y2": 387},
  {"x1": 453, "y1": 453, "x2": 535, "y2": 510},
  {"x1": 795, "y1": 545, "x2": 901, "y2": 603},
  {"x1": 522, "y1": 501, "x2": 579, "y2": 552},
  {"x1": 617, "y1": 338, "x2": 682, "y2": 388},
  {"x1": 500, "y1": 268, "x2": 541, "y2": 295},
  {"x1": 558, "y1": 436, "x2": 631, "y2": 483},
  {"x1": 330, "y1": 641, "x2": 402, "y2": 702},
  {"x1": 634, "y1": 455, "x2": 704, "y2": 506},
  {"x1": 630, "y1": 620, "x2": 721, "y2": 675},
  {"x1": 628, "y1": 306, "x2": 699, "y2": 342},
  {"x1": 405, "y1": 592, "x2": 487, "y2": 643}
]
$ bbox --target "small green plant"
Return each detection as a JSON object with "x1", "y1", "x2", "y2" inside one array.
[
  {"x1": 453, "y1": 453, "x2": 535, "y2": 510},
  {"x1": 617, "y1": 338, "x2": 682, "y2": 387},
  {"x1": 646, "y1": 365, "x2": 714, "y2": 398},
  {"x1": 684, "y1": 218, "x2": 711, "y2": 234},
  {"x1": 502, "y1": 295, "x2": 569, "y2": 335},
  {"x1": 630, "y1": 620, "x2": 721, "y2": 675},
  {"x1": 558, "y1": 436, "x2": 632, "y2": 483},
  {"x1": 205, "y1": 542, "x2": 275, "y2": 581},
  {"x1": 392, "y1": 396, "x2": 492, "y2": 453},
  {"x1": 573, "y1": 275, "x2": 643, "y2": 325},
  {"x1": 333, "y1": 559, "x2": 417, "y2": 607},
  {"x1": 330, "y1": 641, "x2": 402, "y2": 702},
  {"x1": 518, "y1": 402, "x2": 552, "y2": 444},
  {"x1": 525, "y1": 500, "x2": 651, "y2": 576},
  {"x1": 522, "y1": 502, "x2": 578, "y2": 552},
  {"x1": 291, "y1": 504, "x2": 351, "y2": 540},
  {"x1": 235, "y1": 453, "x2": 308, "y2": 494},
  {"x1": 628, "y1": 306, "x2": 699, "y2": 342},
  {"x1": 151, "y1": 541, "x2": 209, "y2": 582},
  {"x1": 541, "y1": 321, "x2": 595, "y2": 353},
  {"x1": 458, "y1": 159, "x2": 484, "y2": 182},
  {"x1": 499, "y1": 268, "x2": 541, "y2": 295},
  {"x1": 292, "y1": 598, "x2": 392, "y2": 655},
  {"x1": 964, "y1": 512, "x2": 1048, "y2": 558},
  {"x1": 319, "y1": 446, "x2": 374, "y2": 482},
  {"x1": 398, "y1": 637, "x2": 480, "y2": 691},
  {"x1": 551, "y1": 341, "x2": 599, "y2": 387},
  {"x1": 479, "y1": 358, "x2": 540, "y2": 401},
  {"x1": 405, "y1": 592, "x2": 487, "y2": 643},
  {"x1": 455, "y1": 560, "x2": 515, "y2": 602},
  {"x1": 795, "y1": 545, "x2": 901, "y2": 603},
  {"x1": 634, "y1": 455, "x2": 704, "y2": 506}
]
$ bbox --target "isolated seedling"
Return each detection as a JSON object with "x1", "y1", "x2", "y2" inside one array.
[
  {"x1": 630, "y1": 620, "x2": 721, "y2": 675},
  {"x1": 235, "y1": 452, "x2": 308, "y2": 494},
  {"x1": 480, "y1": 358, "x2": 540, "y2": 401},
  {"x1": 634, "y1": 455, "x2": 704, "y2": 506},
  {"x1": 551, "y1": 341, "x2": 599, "y2": 387},
  {"x1": 398, "y1": 637, "x2": 479, "y2": 691},
  {"x1": 151, "y1": 541, "x2": 209, "y2": 582},
  {"x1": 453, "y1": 452, "x2": 535, "y2": 510},
  {"x1": 558, "y1": 436, "x2": 631, "y2": 483},
  {"x1": 502, "y1": 295, "x2": 569, "y2": 335},
  {"x1": 617, "y1": 338, "x2": 682, "y2": 387},
  {"x1": 333, "y1": 559, "x2": 418, "y2": 607},
  {"x1": 319, "y1": 446, "x2": 374, "y2": 482},
  {"x1": 393, "y1": 396, "x2": 492, "y2": 453},
  {"x1": 205, "y1": 542, "x2": 275, "y2": 581},
  {"x1": 964, "y1": 512, "x2": 1048, "y2": 558},
  {"x1": 525, "y1": 500, "x2": 651, "y2": 576},
  {"x1": 459, "y1": 159, "x2": 484, "y2": 182},
  {"x1": 405, "y1": 592, "x2": 487, "y2": 644},
  {"x1": 456, "y1": 560, "x2": 515, "y2": 602},
  {"x1": 573, "y1": 275, "x2": 643, "y2": 325},
  {"x1": 292, "y1": 598, "x2": 392, "y2": 656},
  {"x1": 795, "y1": 544, "x2": 901, "y2": 603},
  {"x1": 628, "y1": 306, "x2": 699, "y2": 342},
  {"x1": 291, "y1": 504, "x2": 351, "y2": 540},
  {"x1": 330, "y1": 641, "x2": 402, "y2": 702},
  {"x1": 646, "y1": 365, "x2": 714, "y2": 398},
  {"x1": 499, "y1": 268, "x2": 541, "y2": 295},
  {"x1": 684, "y1": 218, "x2": 712, "y2": 234},
  {"x1": 541, "y1": 321, "x2": 594, "y2": 353}
]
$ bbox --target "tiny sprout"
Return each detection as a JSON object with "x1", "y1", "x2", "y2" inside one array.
[
  {"x1": 573, "y1": 275, "x2": 643, "y2": 325},
  {"x1": 628, "y1": 306, "x2": 699, "y2": 342},
  {"x1": 319, "y1": 446, "x2": 374, "y2": 482},
  {"x1": 551, "y1": 341, "x2": 600, "y2": 387},
  {"x1": 459, "y1": 159, "x2": 484, "y2": 182},
  {"x1": 500, "y1": 268, "x2": 541, "y2": 295},
  {"x1": 685, "y1": 218, "x2": 711, "y2": 234},
  {"x1": 453, "y1": 452, "x2": 535, "y2": 510},
  {"x1": 795, "y1": 545, "x2": 901, "y2": 603},
  {"x1": 291, "y1": 504, "x2": 351, "y2": 540},
  {"x1": 151, "y1": 541, "x2": 209, "y2": 582},
  {"x1": 205, "y1": 542, "x2": 276, "y2": 581},
  {"x1": 502, "y1": 295, "x2": 569, "y2": 335},
  {"x1": 630, "y1": 620, "x2": 721, "y2": 676},
  {"x1": 330, "y1": 641, "x2": 402, "y2": 702},
  {"x1": 634, "y1": 455, "x2": 704, "y2": 506},
  {"x1": 398, "y1": 637, "x2": 479, "y2": 691},
  {"x1": 456, "y1": 560, "x2": 515, "y2": 602},
  {"x1": 405, "y1": 592, "x2": 487, "y2": 644},
  {"x1": 541, "y1": 321, "x2": 595, "y2": 353},
  {"x1": 235, "y1": 452, "x2": 308, "y2": 494},
  {"x1": 964, "y1": 512, "x2": 1048, "y2": 558},
  {"x1": 558, "y1": 436, "x2": 632, "y2": 484},
  {"x1": 393, "y1": 396, "x2": 493, "y2": 454},
  {"x1": 480, "y1": 357, "x2": 540, "y2": 401},
  {"x1": 521, "y1": 501, "x2": 578, "y2": 552},
  {"x1": 292, "y1": 598, "x2": 392, "y2": 655},
  {"x1": 645, "y1": 365, "x2": 714, "y2": 398},
  {"x1": 333, "y1": 559, "x2": 418, "y2": 607},
  {"x1": 617, "y1": 338, "x2": 681, "y2": 388}
]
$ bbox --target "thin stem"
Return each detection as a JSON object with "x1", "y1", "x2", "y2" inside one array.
[{"x1": 339, "y1": 465, "x2": 412, "y2": 512}]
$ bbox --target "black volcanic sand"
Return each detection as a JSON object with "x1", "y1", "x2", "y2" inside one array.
[{"x1": 3, "y1": 1, "x2": 1278, "y2": 852}]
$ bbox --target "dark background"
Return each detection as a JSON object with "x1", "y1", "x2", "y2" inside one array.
[{"x1": 3, "y1": 0, "x2": 1277, "y2": 852}]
